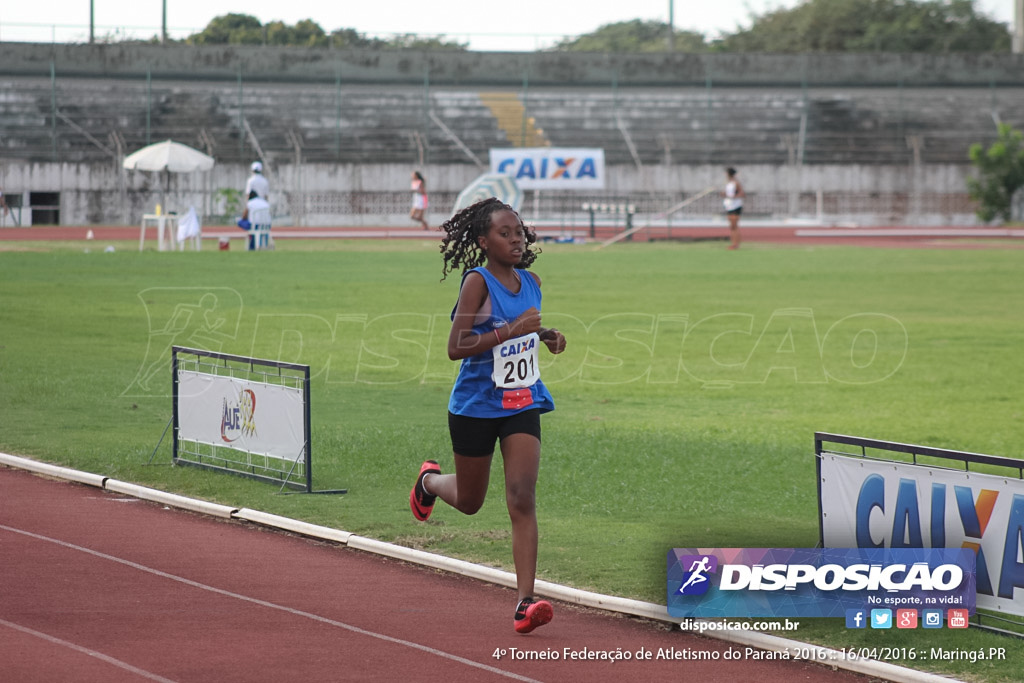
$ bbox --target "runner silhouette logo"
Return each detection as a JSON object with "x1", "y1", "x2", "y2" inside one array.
[{"x1": 676, "y1": 555, "x2": 718, "y2": 596}]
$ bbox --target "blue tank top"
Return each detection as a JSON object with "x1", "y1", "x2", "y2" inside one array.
[{"x1": 448, "y1": 267, "x2": 555, "y2": 417}]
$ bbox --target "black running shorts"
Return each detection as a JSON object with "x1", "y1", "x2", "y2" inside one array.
[{"x1": 448, "y1": 409, "x2": 542, "y2": 457}]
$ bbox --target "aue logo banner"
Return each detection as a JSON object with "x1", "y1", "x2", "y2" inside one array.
[{"x1": 667, "y1": 548, "x2": 976, "y2": 618}]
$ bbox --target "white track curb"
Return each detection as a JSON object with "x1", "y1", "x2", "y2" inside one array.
[{"x1": 0, "y1": 452, "x2": 961, "y2": 683}]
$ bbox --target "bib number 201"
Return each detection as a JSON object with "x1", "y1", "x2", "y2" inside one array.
[
  {"x1": 492, "y1": 332, "x2": 541, "y2": 389},
  {"x1": 504, "y1": 355, "x2": 536, "y2": 385}
]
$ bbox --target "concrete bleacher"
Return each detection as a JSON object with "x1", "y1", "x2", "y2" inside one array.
[
  {"x1": 1, "y1": 75, "x2": 1021, "y2": 169},
  {"x1": 523, "y1": 89, "x2": 806, "y2": 165},
  {"x1": 522, "y1": 86, "x2": 1023, "y2": 167},
  {"x1": 799, "y1": 87, "x2": 1024, "y2": 165},
  {"x1": 0, "y1": 77, "x2": 509, "y2": 166}
]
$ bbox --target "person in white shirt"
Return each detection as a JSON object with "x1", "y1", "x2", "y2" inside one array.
[
  {"x1": 239, "y1": 190, "x2": 272, "y2": 250},
  {"x1": 244, "y1": 161, "x2": 270, "y2": 201},
  {"x1": 722, "y1": 167, "x2": 745, "y2": 250}
]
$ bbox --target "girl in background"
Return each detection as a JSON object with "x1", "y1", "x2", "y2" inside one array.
[
  {"x1": 410, "y1": 171, "x2": 429, "y2": 229},
  {"x1": 723, "y1": 167, "x2": 745, "y2": 250}
]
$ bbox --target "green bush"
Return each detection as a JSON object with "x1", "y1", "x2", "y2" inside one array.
[
  {"x1": 212, "y1": 187, "x2": 243, "y2": 225},
  {"x1": 968, "y1": 123, "x2": 1024, "y2": 223}
]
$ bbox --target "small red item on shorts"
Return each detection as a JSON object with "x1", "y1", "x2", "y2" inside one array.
[{"x1": 502, "y1": 388, "x2": 533, "y2": 410}]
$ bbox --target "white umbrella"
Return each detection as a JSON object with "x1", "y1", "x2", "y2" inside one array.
[
  {"x1": 123, "y1": 139, "x2": 215, "y2": 173},
  {"x1": 453, "y1": 173, "x2": 522, "y2": 213},
  {"x1": 123, "y1": 140, "x2": 215, "y2": 217}
]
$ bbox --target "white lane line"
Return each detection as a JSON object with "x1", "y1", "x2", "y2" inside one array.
[
  {"x1": 0, "y1": 618, "x2": 179, "y2": 683},
  {"x1": 0, "y1": 524, "x2": 541, "y2": 683}
]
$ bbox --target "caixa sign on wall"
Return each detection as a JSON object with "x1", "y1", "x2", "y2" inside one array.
[{"x1": 489, "y1": 148, "x2": 605, "y2": 190}]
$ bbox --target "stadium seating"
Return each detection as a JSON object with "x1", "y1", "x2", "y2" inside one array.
[{"x1": 3, "y1": 75, "x2": 1022, "y2": 168}]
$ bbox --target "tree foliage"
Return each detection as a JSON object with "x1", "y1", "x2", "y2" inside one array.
[
  {"x1": 552, "y1": 0, "x2": 1009, "y2": 53},
  {"x1": 967, "y1": 124, "x2": 1024, "y2": 222},
  {"x1": 264, "y1": 19, "x2": 329, "y2": 48},
  {"x1": 722, "y1": 0, "x2": 1011, "y2": 53},
  {"x1": 552, "y1": 20, "x2": 707, "y2": 52},
  {"x1": 191, "y1": 13, "x2": 265, "y2": 46},
  {"x1": 181, "y1": 2, "x2": 1009, "y2": 53},
  {"x1": 189, "y1": 14, "x2": 465, "y2": 50},
  {"x1": 327, "y1": 28, "x2": 384, "y2": 49}
]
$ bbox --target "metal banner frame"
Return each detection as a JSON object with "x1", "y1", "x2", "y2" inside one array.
[
  {"x1": 815, "y1": 432, "x2": 1023, "y2": 636},
  {"x1": 171, "y1": 345, "x2": 344, "y2": 494}
]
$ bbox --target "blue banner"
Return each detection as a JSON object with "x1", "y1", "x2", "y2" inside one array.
[{"x1": 667, "y1": 548, "x2": 975, "y2": 618}]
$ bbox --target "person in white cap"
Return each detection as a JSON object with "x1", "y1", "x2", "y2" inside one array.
[{"x1": 244, "y1": 161, "x2": 269, "y2": 201}]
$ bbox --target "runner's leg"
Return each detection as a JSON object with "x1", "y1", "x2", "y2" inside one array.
[
  {"x1": 499, "y1": 433, "x2": 541, "y2": 599},
  {"x1": 425, "y1": 453, "x2": 492, "y2": 515}
]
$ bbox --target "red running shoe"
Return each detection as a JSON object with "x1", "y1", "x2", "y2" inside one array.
[
  {"x1": 409, "y1": 460, "x2": 440, "y2": 521},
  {"x1": 514, "y1": 597, "x2": 553, "y2": 634}
]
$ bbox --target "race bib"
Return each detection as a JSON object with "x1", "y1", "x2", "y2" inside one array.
[{"x1": 491, "y1": 332, "x2": 541, "y2": 389}]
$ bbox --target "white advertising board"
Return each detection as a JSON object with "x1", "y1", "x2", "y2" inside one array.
[
  {"x1": 820, "y1": 453, "x2": 1024, "y2": 616},
  {"x1": 177, "y1": 370, "x2": 305, "y2": 462},
  {"x1": 489, "y1": 148, "x2": 605, "y2": 190}
]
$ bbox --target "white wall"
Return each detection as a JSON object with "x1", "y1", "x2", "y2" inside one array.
[{"x1": 0, "y1": 160, "x2": 979, "y2": 227}]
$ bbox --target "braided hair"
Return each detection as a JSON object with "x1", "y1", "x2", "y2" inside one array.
[{"x1": 439, "y1": 197, "x2": 540, "y2": 281}]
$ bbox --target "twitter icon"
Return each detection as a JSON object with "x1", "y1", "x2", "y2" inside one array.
[{"x1": 870, "y1": 609, "x2": 893, "y2": 629}]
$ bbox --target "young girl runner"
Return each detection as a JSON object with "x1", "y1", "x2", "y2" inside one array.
[
  {"x1": 722, "y1": 167, "x2": 745, "y2": 250},
  {"x1": 410, "y1": 171, "x2": 429, "y2": 229},
  {"x1": 410, "y1": 197, "x2": 566, "y2": 634}
]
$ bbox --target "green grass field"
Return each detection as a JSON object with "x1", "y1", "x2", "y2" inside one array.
[{"x1": 2, "y1": 237, "x2": 1022, "y2": 681}]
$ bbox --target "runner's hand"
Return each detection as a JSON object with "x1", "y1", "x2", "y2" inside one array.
[
  {"x1": 539, "y1": 328, "x2": 566, "y2": 354},
  {"x1": 512, "y1": 307, "x2": 542, "y2": 336}
]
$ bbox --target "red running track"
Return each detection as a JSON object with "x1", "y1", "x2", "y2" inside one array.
[
  {"x1": 2, "y1": 224, "x2": 1022, "y2": 250},
  {"x1": 0, "y1": 466, "x2": 873, "y2": 683}
]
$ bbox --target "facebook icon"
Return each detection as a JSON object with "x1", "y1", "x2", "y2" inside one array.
[{"x1": 845, "y1": 609, "x2": 867, "y2": 629}]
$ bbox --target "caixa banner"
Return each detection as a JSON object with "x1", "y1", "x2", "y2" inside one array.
[
  {"x1": 489, "y1": 148, "x2": 605, "y2": 190},
  {"x1": 667, "y1": 548, "x2": 975, "y2": 618},
  {"x1": 820, "y1": 452, "x2": 1024, "y2": 617}
]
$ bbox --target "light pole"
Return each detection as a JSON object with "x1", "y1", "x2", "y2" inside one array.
[
  {"x1": 162, "y1": 0, "x2": 167, "y2": 44},
  {"x1": 1015, "y1": 0, "x2": 1023, "y2": 54},
  {"x1": 89, "y1": 0, "x2": 94, "y2": 43},
  {"x1": 667, "y1": 0, "x2": 675, "y2": 51}
]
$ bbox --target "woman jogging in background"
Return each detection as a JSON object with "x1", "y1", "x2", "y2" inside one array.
[
  {"x1": 723, "y1": 167, "x2": 745, "y2": 250},
  {"x1": 409, "y1": 197, "x2": 566, "y2": 634},
  {"x1": 410, "y1": 171, "x2": 429, "y2": 229}
]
